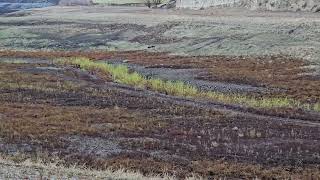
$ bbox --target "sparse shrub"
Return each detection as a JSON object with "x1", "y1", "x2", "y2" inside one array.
[
  {"x1": 149, "y1": 78, "x2": 165, "y2": 92},
  {"x1": 117, "y1": 71, "x2": 147, "y2": 87},
  {"x1": 166, "y1": 81, "x2": 198, "y2": 97}
]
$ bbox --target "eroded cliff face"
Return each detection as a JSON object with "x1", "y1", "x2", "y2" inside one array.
[
  {"x1": 176, "y1": 0, "x2": 242, "y2": 9},
  {"x1": 176, "y1": 0, "x2": 320, "y2": 12},
  {"x1": 245, "y1": 0, "x2": 320, "y2": 12}
]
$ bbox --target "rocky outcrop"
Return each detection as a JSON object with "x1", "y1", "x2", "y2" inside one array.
[
  {"x1": 176, "y1": 0, "x2": 242, "y2": 9},
  {"x1": 156, "y1": 0, "x2": 176, "y2": 9},
  {"x1": 176, "y1": 0, "x2": 320, "y2": 12},
  {"x1": 245, "y1": 0, "x2": 320, "y2": 12}
]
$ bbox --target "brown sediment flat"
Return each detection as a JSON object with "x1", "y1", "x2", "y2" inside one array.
[{"x1": 0, "y1": 59, "x2": 319, "y2": 179}]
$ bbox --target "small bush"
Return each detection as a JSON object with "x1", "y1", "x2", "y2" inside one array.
[{"x1": 149, "y1": 78, "x2": 166, "y2": 92}]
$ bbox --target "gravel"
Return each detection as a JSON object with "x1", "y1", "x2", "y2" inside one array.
[{"x1": 108, "y1": 60, "x2": 269, "y2": 93}]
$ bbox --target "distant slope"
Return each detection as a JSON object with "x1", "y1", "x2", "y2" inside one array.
[
  {"x1": 245, "y1": 0, "x2": 320, "y2": 12},
  {"x1": 176, "y1": 0, "x2": 320, "y2": 12},
  {"x1": 92, "y1": 0, "x2": 169, "y2": 5},
  {"x1": 0, "y1": 0, "x2": 58, "y2": 14},
  {"x1": 92, "y1": 0, "x2": 144, "y2": 4},
  {"x1": 0, "y1": 0, "x2": 58, "y2": 2}
]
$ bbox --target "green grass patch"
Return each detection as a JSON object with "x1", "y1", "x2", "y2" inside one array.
[
  {"x1": 58, "y1": 57, "x2": 320, "y2": 112},
  {"x1": 149, "y1": 78, "x2": 198, "y2": 97}
]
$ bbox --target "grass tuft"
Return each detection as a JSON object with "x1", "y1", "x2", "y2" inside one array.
[
  {"x1": 149, "y1": 79, "x2": 198, "y2": 97},
  {"x1": 312, "y1": 103, "x2": 320, "y2": 112}
]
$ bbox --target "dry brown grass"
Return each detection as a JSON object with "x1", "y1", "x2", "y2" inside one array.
[
  {"x1": 0, "y1": 155, "x2": 177, "y2": 180},
  {"x1": 0, "y1": 58, "x2": 319, "y2": 179},
  {"x1": 191, "y1": 160, "x2": 320, "y2": 179},
  {"x1": 58, "y1": 57, "x2": 320, "y2": 112},
  {"x1": 0, "y1": 50, "x2": 319, "y2": 103},
  {"x1": 0, "y1": 103, "x2": 166, "y2": 141}
]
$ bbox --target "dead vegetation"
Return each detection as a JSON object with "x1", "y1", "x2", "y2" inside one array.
[
  {"x1": 1, "y1": 5, "x2": 320, "y2": 178},
  {"x1": 0, "y1": 154, "x2": 173, "y2": 180},
  {"x1": 58, "y1": 57, "x2": 320, "y2": 112},
  {"x1": 1, "y1": 50, "x2": 319, "y2": 102},
  {"x1": 0, "y1": 57, "x2": 320, "y2": 179}
]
